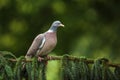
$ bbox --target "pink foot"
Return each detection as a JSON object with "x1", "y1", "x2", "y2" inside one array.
[
  {"x1": 38, "y1": 56, "x2": 44, "y2": 61},
  {"x1": 47, "y1": 55, "x2": 52, "y2": 60}
]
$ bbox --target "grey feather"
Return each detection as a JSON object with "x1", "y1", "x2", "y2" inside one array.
[{"x1": 25, "y1": 34, "x2": 44, "y2": 59}]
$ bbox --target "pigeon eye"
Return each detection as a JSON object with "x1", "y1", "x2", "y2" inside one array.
[
  {"x1": 55, "y1": 23, "x2": 59, "y2": 25},
  {"x1": 57, "y1": 23, "x2": 60, "y2": 25}
]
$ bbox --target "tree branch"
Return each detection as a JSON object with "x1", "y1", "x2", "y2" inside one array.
[{"x1": 8, "y1": 56, "x2": 120, "y2": 68}]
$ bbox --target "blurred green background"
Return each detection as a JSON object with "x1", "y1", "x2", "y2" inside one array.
[
  {"x1": 0, "y1": 0, "x2": 120, "y2": 79},
  {"x1": 0, "y1": 0, "x2": 120, "y2": 61}
]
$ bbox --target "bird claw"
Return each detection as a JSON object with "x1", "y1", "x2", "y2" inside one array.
[
  {"x1": 38, "y1": 55, "x2": 52, "y2": 61},
  {"x1": 47, "y1": 55, "x2": 52, "y2": 60},
  {"x1": 38, "y1": 57, "x2": 44, "y2": 62}
]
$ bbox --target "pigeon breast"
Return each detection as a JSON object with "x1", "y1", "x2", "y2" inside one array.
[{"x1": 36, "y1": 32, "x2": 57, "y2": 56}]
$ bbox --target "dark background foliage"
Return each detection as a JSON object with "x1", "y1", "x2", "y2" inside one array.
[{"x1": 0, "y1": 0, "x2": 120, "y2": 62}]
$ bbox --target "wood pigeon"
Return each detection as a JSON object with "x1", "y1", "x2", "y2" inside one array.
[{"x1": 25, "y1": 21, "x2": 64, "y2": 61}]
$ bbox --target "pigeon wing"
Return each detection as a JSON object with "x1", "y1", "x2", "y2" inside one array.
[{"x1": 25, "y1": 34, "x2": 45, "y2": 59}]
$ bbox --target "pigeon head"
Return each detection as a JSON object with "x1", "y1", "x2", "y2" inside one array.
[
  {"x1": 52, "y1": 21, "x2": 64, "y2": 27},
  {"x1": 48, "y1": 20, "x2": 64, "y2": 32}
]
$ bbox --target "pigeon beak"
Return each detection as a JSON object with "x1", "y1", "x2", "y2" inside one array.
[{"x1": 59, "y1": 23, "x2": 64, "y2": 27}]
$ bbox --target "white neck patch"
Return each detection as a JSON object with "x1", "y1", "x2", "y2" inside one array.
[{"x1": 47, "y1": 29, "x2": 54, "y2": 32}]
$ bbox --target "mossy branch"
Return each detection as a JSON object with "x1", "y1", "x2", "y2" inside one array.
[{"x1": 8, "y1": 56, "x2": 120, "y2": 68}]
